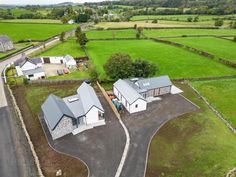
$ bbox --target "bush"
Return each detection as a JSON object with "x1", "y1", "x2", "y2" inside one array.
[
  {"x1": 152, "y1": 19, "x2": 158, "y2": 23},
  {"x1": 215, "y1": 18, "x2": 224, "y2": 27},
  {"x1": 234, "y1": 36, "x2": 236, "y2": 42}
]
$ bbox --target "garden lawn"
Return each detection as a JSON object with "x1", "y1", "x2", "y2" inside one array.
[
  {"x1": 167, "y1": 37, "x2": 236, "y2": 63},
  {"x1": 191, "y1": 79, "x2": 236, "y2": 128},
  {"x1": 86, "y1": 29, "x2": 136, "y2": 39},
  {"x1": 35, "y1": 39, "x2": 85, "y2": 58},
  {"x1": 147, "y1": 82, "x2": 236, "y2": 177},
  {"x1": 86, "y1": 40, "x2": 236, "y2": 78},
  {"x1": 144, "y1": 29, "x2": 236, "y2": 37},
  {"x1": 48, "y1": 70, "x2": 90, "y2": 80},
  {"x1": 0, "y1": 23, "x2": 78, "y2": 42}
]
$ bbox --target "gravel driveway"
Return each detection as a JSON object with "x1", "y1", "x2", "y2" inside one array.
[
  {"x1": 120, "y1": 94, "x2": 198, "y2": 177},
  {"x1": 40, "y1": 93, "x2": 126, "y2": 177}
]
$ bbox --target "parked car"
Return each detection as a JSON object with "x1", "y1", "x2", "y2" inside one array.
[
  {"x1": 63, "y1": 68, "x2": 70, "y2": 74},
  {"x1": 57, "y1": 70, "x2": 64, "y2": 75}
]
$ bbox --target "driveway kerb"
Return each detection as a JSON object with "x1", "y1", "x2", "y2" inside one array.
[
  {"x1": 38, "y1": 115, "x2": 90, "y2": 177},
  {"x1": 142, "y1": 98, "x2": 200, "y2": 177}
]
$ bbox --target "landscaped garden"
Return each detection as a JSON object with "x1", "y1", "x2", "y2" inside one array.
[
  {"x1": 167, "y1": 37, "x2": 236, "y2": 62},
  {"x1": 147, "y1": 82, "x2": 236, "y2": 177},
  {"x1": 86, "y1": 39, "x2": 236, "y2": 78}
]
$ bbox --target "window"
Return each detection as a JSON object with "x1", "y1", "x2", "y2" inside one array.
[
  {"x1": 28, "y1": 74, "x2": 34, "y2": 77},
  {"x1": 135, "y1": 104, "x2": 138, "y2": 108},
  {"x1": 98, "y1": 112, "x2": 104, "y2": 120}
]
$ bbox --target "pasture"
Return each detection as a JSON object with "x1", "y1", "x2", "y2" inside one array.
[
  {"x1": 191, "y1": 79, "x2": 236, "y2": 128},
  {"x1": 86, "y1": 40, "x2": 236, "y2": 78},
  {"x1": 86, "y1": 29, "x2": 136, "y2": 39},
  {"x1": 35, "y1": 39, "x2": 85, "y2": 58},
  {"x1": 0, "y1": 23, "x2": 77, "y2": 42},
  {"x1": 147, "y1": 82, "x2": 236, "y2": 177},
  {"x1": 167, "y1": 37, "x2": 236, "y2": 62},
  {"x1": 144, "y1": 29, "x2": 236, "y2": 37},
  {"x1": 0, "y1": 19, "x2": 61, "y2": 24}
]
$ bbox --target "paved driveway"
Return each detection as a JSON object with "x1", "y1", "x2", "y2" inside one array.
[
  {"x1": 120, "y1": 94, "x2": 198, "y2": 177},
  {"x1": 40, "y1": 93, "x2": 126, "y2": 177}
]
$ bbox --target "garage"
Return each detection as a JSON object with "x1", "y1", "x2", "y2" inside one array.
[{"x1": 43, "y1": 57, "x2": 50, "y2": 63}]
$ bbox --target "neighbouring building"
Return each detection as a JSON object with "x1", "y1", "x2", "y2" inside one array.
[
  {"x1": 113, "y1": 75, "x2": 183, "y2": 114},
  {"x1": 0, "y1": 35, "x2": 14, "y2": 52},
  {"x1": 41, "y1": 55, "x2": 77, "y2": 69},
  {"x1": 15, "y1": 56, "x2": 45, "y2": 80},
  {"x1": 41, "y1": 82, "x2": 105, "y2": 140},
  {"x1": 64, "y1": 55, "x2": 77, "y2": 69}
]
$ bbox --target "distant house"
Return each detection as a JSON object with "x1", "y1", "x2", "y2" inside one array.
[
  {"x1": 113, "y1": 76, "x2": 183, "y2": 114},
  {"x1": 68, "y1": 19, "x2": 75, "y2": 24},
  {"x1": 0, "y1": 35, "x2": 14, "y2": 52},
  {"x1": 15, "y1": 57, "x2": 45, "y2": 80},
  {"x1": 41, "y1": 82, "x2": 105, "y2": 140},
  {"x1": 64, "y1": 55, "x2": 77, "y2": 69}
]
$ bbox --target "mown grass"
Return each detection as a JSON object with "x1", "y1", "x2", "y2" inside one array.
[
  {"x1": 86, "y1": 39, "x2": 236, "y2": 78},
  {"x1": 0, "y1": 19, "x2": 61, "y2": 24},
  {"x1": 191, "y1": 79, "x2": 236, "y2": 128},
  {"x1": 147, "y1": 82, "x2": 236, "y2": 177},
  {"x1": 35, "y1": 39, "x2": 85, "y2": 58},
  {"x1": 167, "y1": 37, "x2": 236, "y2": 62},
  {"x1": 86, "y1": 29, "x2": 136, "y2": 39},
  {"x1": 0, "y1": 23, "x2": 78, "y2": 42},
  {"x1": 144, "y1": 29, "x2": 236, "y2": 37}
]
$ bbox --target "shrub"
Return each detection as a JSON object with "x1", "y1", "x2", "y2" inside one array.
[
  {"x1": 215, "y1": 18, "x2": 224, "y2": 27},
  {"x1": 152, "y1": 19, "x2": 158, "y2": 23}
]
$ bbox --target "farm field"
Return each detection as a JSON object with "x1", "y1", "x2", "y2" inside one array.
[
  {"x1": 0, "y1": 23, "x2": 78, "y2": 42},
  {"x1": 86, "y1": 29, "x2": 136, "y2": 39},
  {"x1": 144, "y1": 29, "x2": 236, "y2": 37},
  {"x1": 34, "y1": 39, "x2": 85, "y2": 58},
  {"x1": 131, "y1": 14, "x2": 236, "y2": 21},
  {"x1": 167, "y1": 37, "x2": 236, "y2": 62},
  {"x1": 0, "y1": 19, "x2": 61, "y2": 24},
  {"x1": 191, "y1": 79, "x2": 236, "y2": 128},
  {"x1": 147, "y1": 82, "x2": 236, "y2": 177},
  {"x1": 86, "y1": 40, "x2": 236, "y2": 78}
]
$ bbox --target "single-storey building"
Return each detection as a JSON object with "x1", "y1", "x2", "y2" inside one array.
[
  {"x1": 0, "y1": 35, "x2": 14, "y2": 52},
  {"x1": 41, "y1": 55, "x2": 77, "y2": 69},
  {"x1": 64, "y1": 55, "x2": 77, "y2": 69},
  {"x1": 15, "y1": 57, "x2": 45, "y2": 80},
  {"x1": 41, "y1": 82, "x2": 105, "y2": 140},
  {"x1": 113, "y1": 76, "x2": 183, "y2": 114}
]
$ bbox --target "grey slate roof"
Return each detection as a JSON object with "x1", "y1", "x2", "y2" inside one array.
[
  {"x1": 135, "y1": 76, "x2": 172, "y2": 92},
  {"x1": 22, "y1": 67, "x2": 44, "y2": 75},
  {"x1": 114, "y1": 79, "x2": 145, "y2": 104},
  {"x1": 31, "y1": 58, "x2": 42, "y2": 64},
  {"x1": 77, "y1": 82, "x2": 104, "y2": 113},
  {"x1": 0, "y1": 35, "x2": 11, "y2": 43},
  {"x1": 63, "y1": 95, "x2": 85, "y2": 118},
  {"x1": 65, "y1": 55, "x2": 74, "y2": 62},
  {"x1": 41, "y1": 94, "x2": 75, "y2": 130}
]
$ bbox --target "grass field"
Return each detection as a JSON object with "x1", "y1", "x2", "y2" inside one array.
[
  {"x1": 191, "y1": 79, "x2": 236, "y2": 128},
  {"x1": 86, "y1": 29, "x2": 137, "y2": 39},
  {"x1": 0, "y1": 23, "x2": 77, "y2": 42},
  {"x1": 167, "y1": 37, "x2": 236, "y2": 62},
  {"x1": 131, "y1": 14, "x2": 236, "y2": 21},
  {"x1": 0, "y1": 19, "x2": 61, "y2": 24},
  {"x1": 144, "y1": 29, "x2": 236, "y2": 37},
  {"x1": 86, "y1": 40, "x2": 236, "y2": 78},
  {"x1": 147, "y1": 82, "x2": 236, "y2": 177},
  {"x1": 35, "y1": 39, "x2": 85, "y2": 58}
]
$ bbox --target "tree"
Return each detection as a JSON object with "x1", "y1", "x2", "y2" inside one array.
[
  {"x1": 61, "y1": 16, "x2": 69, "y2": 24},
  {"x1": 132, "y1": 59, "x2": 158, "y2": 77},
  {"x1": 60, "y1": 31, "x2": 65, "y2": 42},
  {"x1": 187, "y1": 17, "x2": 193, "y2": 22},
  {"x1": 75, "y1": 26, "x2": 88, "y2": 46},
  {"x1": 89, "y1": 67, "x2": 99, "y2": 82},
  {"x1": 152, "y1": 19, "x2": 158, "y2": 23},
  {"x1": 232, "y1": 22, "x2": 236, "y2": 29},
  {"x1": 103, "y1": 53, "x2": 133, "y2": 80},
  {"x1": 215, "y1": 18, "x2": 224, "y2": 27},
  {"x1": 193, "y1": 16, "x2": 199, "y2": 22},
  {"x1": 134, "y1": 24, "x2": 137, "y2": 29},
  {"x1": 75, "y1": 13, "x2": 90, "y2": 23},
  {"x1": 234, "y1": 36, "x2": 236, "y2": 42},
  {"x1": 136, "y1": 27, "x2": 143, "y2": 39}
]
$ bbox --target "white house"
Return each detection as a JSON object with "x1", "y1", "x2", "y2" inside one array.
[
  {"x1": 64, "y1": 55, "x2": 77, "y2": 69},
  {"x1": 41, "y1": 82, "x2": 105, "y2": 140},
  {"x1": 113, "y1": 76, "x2": 183, "y2": 114},
  {"x1": 0, "y1": 35, "x2": 14, "y2": 52},
  {"x1": 15, "y1": 57, "x2": 45, "y2": 80}
]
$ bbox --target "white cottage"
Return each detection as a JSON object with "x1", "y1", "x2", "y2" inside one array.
[
  {"x1": 41, "y1": 82, "x2": 105, "y2": 140},
  {"x1": 64, "y1": 55, "x2": 77, "y2": 69}
]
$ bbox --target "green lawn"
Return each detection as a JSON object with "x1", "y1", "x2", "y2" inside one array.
[
  {"x1": 144, "y1": 29, "x2": 236, "y2": 37},
  {"x1": 131, "y1": 14, "x2": 236, "y2": 21},
  {"x1": 86, "y1": 40, "x2": 236, "y2": 78},
  {"x1": 0, "y1": 23, "x2": 78, "y2": 42},
  {"x1": 191, "y1": 79, "x2": 236, "y2": 128},
  {"x1": 147, "y1": 82, "x2": 236, "y2": 177},
  {"x1": 0, "y1": 19, "x2": 61, "y2": 24},
  {"x1": 35, "y1": 39, "x2": 85, "y2": 58},
  {"x1": 86, "y1": 29, "x2": 137, "y2": 39},
  {"x1": 167, "y1": 37, "x2": 236, "y2": 62}
]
